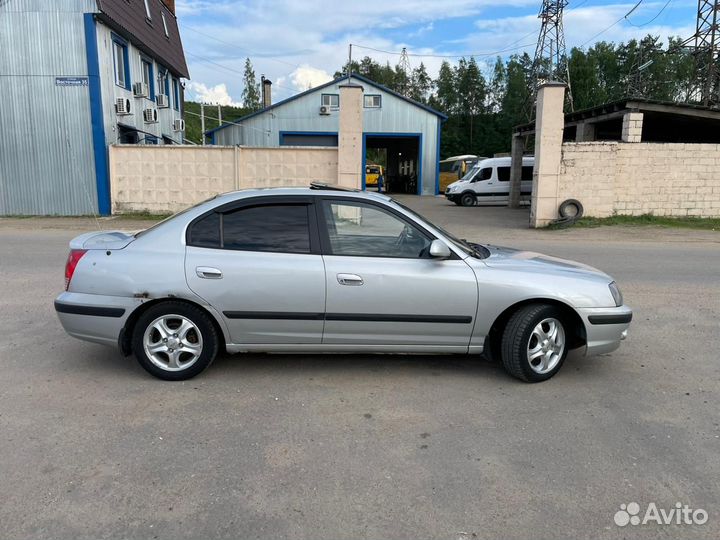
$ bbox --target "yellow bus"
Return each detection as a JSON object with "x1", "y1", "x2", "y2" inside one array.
[
  {"x1": 439, "y1": 155, "x2": 482, "y2": 192},
  {"x1": 365, "y1": 163, "x2": 384, "y2": 189}
]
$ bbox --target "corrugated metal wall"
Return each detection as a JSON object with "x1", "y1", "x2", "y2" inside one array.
[
  {"x1": 213, "y1": 77, "x2": 442, "y2": 195},
  {"x1": 0, "y1": 0, "x2": 100, "y2": 215}
]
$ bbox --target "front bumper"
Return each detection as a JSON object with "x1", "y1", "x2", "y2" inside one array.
[
  {"x1": 577, "y1": 305, "x2": 633, "y2": 356},
  {"x1": 445, "y1": 191, "x2": 460, "y2": 202},
  {"x1": 55, "y1": 292, "x2": 142, "y2": 347}
]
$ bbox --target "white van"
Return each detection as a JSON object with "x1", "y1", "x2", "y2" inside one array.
[{"x1": 444, "y1": 156, "x2": 534, "y2": 206}]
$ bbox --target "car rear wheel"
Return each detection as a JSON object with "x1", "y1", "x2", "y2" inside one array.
[
  {"x1": 460, "y1": 192, "x2": 476, "y2": 207},
  {"x1": 132, "y1": 301, "x2": 219, "y2": 381},
  {"x1": 500, "y1": 304, "x2": 568, "y2": 382}
]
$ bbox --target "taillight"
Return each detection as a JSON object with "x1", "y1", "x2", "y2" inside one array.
[{"x1": 64, "y1": 249, "x2": 87, "y2": 291}]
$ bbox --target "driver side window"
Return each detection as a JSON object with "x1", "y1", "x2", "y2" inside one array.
[{"x1": 321, "y1": 200, "x2": 431, "y2": 258}]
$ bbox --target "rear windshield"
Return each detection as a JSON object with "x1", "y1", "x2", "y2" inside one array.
[{"x1": 135, "y1": 195, "x2": 218, "y2": 238}]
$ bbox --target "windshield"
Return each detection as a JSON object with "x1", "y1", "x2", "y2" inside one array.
[
  {"x1": 134, "y1": 195, "x2": 219, "y2": 238},
  {"x1": 392, "y1": 200, "x2": 487, "y2": 259},
  {"x1": 460, "y1": 164, "x2": 481, "y2": 182}
]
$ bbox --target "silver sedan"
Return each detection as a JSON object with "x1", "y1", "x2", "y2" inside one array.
[{"x1": 55, "y1": 184, "x2": 632, "y2": 382}]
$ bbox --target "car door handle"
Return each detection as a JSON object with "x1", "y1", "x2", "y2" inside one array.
[
  {"x1": 196, "y1": 266, "x2": 223, "y2": 279},
  {"x1": 337, "y1": 273, "x2": 363, "y2": 286}
]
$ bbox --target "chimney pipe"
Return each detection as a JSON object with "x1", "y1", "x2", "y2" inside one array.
[
  {"x1": 261, "y1": 76, "x2": 272, "y2": 109},
  {"x1": 161, "y1": 0, "x2": 175, "y2": 15}
]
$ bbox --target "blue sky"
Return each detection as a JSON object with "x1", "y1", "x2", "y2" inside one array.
[{"x1": 176, "y1": 0, "x2": 696, "y2": 106}]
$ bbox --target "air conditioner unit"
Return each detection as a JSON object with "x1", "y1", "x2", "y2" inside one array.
[
  {"x1": 319, "y1": 105, "x2": 330, "y2": 115},
  {"x1": 173, "y1": 119, "x2": 185, "y2": 132},
  {"x1": 156, "y1": 94, "x2": 169, "y2": 108},
  {"x1": 133, "y1": 82, "x2": 149, "y2": 98},
  {"x1": 143, "y1": 108, "x2": 158, "y2": 123},
  {"x1": 115, "y1": 98, "x2": 132, "y2": 115}
]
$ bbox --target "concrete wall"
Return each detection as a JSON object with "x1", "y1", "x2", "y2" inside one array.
[
  {"x1": 211, "y1": 75, "x2": 442, "y2": 195},
  {"x1": 110, "y1": 145, "x2": 338, "y2": 214},
  {"x1": 556, "y1": 142, "x2": 720, "y2": 218}
]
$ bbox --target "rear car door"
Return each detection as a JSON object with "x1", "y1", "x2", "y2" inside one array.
[
  {"x1": 317, "y1": 198, "x2": 478, "y2": 348},
  {"x1": 184, "y1": 197, "x2": 326, "y2": 344}
]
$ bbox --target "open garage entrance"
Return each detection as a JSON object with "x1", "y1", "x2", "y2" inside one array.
[{"x1": 363, "y1": 133, "x2": 421, "y2": 195}]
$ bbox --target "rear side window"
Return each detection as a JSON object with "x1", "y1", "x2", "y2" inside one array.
[
  {"x1": 497, "y1": 167, "x2": 510, "y2": 182},
  {"x1": 187, "y1": 204, "x2": 311, "y2": 253},
  {"x1": 223, "y1": 204, "x2": 310, "y2": 253},
  {"x1": 188, "y1": 212, "x2": 220, "y2": 248},
  {"x1": 522, "y1": 165, "x2": 534, "y2": 180}
]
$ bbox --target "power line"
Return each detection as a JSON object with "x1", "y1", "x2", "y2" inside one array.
[
  {"x1": 351, "y1": 41, "x2": 537, "y2": 60},
  {"x1": 185, "y1": 51, "x2": 300, "y2": 95},
  {"x1": 183, "y1": 25, "x2": 303, "y2": 69},
  {"x1": 626, "y1": 0, "x2": 674, "y2": 27},
  {"x1": 579, "y1": 0, "x2": 643, "y2": 47}
]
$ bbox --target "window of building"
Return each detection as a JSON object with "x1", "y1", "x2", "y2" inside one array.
[
  {"x1": 172, "y1": 78, "x2": 181, "y2": 111},
  {"x1": 143, "y1": 0, "x2": 152, "y2": 20},
  {"x1": 222, "y1": 205, "x2": 311, "y2": 253},
  {"x1": 112, "y1": 37, "x2": 130, "y2": 89},
  {"x1": 363, "y1": 95, "x2": 381, "y2": 108},
  {"x1": 141, "y1": 57, "x2": 155, "y2": 99},
  {"x1": 321, "y1": 201, "x2": 431, "y2": 259},
  {"x1": 321, "y1": 94, "x2": 339, "y2": 108},
  {"x1": 161, "y1": 11, "x2": 169, "y2": 37},
  {"x1": 157, "y1": 66, "x2": 170, "y2": 97}
]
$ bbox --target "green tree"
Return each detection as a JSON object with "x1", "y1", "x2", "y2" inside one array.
[
  {"x1": 409, "y1": 62, "x2": 432, "y2": 103},
  {"x1": 241, "y1": 58, "x2": 261, "y2": 111}
]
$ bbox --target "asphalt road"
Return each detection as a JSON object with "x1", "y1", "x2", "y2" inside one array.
[{"x1": 1, "y1": 198, "x2": 718, "y2": 540}]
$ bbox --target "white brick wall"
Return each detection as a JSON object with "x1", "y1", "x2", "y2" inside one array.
[
  {"x1": 110, "y1": 145, "x2": 339, "y2": 214},
  {"x1": 556, "y1": 142, "x2": 720, "y2": 218}
]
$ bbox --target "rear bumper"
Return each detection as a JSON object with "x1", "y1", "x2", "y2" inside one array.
[
  {"x1": 55, "y1": 292, "x2": 141, "y2": 347},
  {"x1": 578, "y1": 305, "x2": 633, "y2": 356}
]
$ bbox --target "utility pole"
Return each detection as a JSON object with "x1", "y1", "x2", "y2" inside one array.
[
  {"x1": 529, "y1": 0, "x2": 573, "y2": 117},
  {"x1": 217, "y1": 104, "x2": 222, "y2": 127},
  {"x1": 200, "y1": 102, "x2": 205, "y2": 145},
  {"x1": 398, "y1": 47, "x2": 411, "y2": 96},
  {"x1": 681, "y1": 0, "x2": 720, "y2": 106}
]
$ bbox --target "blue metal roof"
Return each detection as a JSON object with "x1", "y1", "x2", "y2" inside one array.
[{"x1": 205, "y1": 73, "x2": 448, "y2": 136}]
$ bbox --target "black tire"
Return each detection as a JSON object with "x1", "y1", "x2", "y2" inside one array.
[
  {"x1": 558, "y1": 199, "x2": 584, "y2": 220},
  {"x1": 500, "y1": 304, "x2": 568, "y2": 382},
  {"x1": 460, "y1": 192, "x2": 476, "y2": 207},
  {"x1": 132, "y1": 301, "x2": 219, "y2": 381}
]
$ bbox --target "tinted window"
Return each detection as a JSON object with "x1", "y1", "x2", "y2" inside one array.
[
  {"x1": 322, "y1": 201, "x2": 431, "y2": 258},
  {"x1": 477, "y1": 167, "x2": 492, "y2": 181},
  {"x1": 522, "y1": 165, "x2": 534, "y2": 180},
  {"x1": 497, "y1": 166, "x2": 511, "y2": 182},
  {"x1": 222, "y1": 205, "x2": 310, "y2": 253},
  {"x1": 188, "y1": 212, "x2": 221, "y2": 248}
]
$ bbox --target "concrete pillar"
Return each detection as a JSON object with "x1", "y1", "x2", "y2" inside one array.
[
  {"x1": 337, "y1": 83, "x2": 364, "y2": 189},
  {"x1": 530, "y1": 82, "x2": 566, "y2": 228},
  {"x1": 508, "y1": 134, "x2": 524, "y2": 208},
  {"x1": 576, "y1": 122, "x2": 595, "y2": 142},
  {"x1": 621, "y1": 111, "x2": 643, "y2": 143}
]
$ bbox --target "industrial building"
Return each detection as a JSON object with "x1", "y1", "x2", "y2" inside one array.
[
  {"x1": 0, "y1": 0, "x2": 189, "y2": 216},
  {"x1": 206, "y1": 74, "x2": 447, "y2": 196}
]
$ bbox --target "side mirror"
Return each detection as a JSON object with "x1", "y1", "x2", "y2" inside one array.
[{"x1": 429, "y1": 239, "x2": 451, "y2": 259}]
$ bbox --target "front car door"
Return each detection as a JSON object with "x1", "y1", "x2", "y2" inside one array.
[
  {"x1": 317, "y1": 197, "x2": 478, "y2": 350},
  {"x1": 184, "y1": 197, "x2": 326, "y2": 345}
]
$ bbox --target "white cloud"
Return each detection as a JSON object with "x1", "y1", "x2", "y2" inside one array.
[
  {"x1": 279, "y1": 65, "x2": 333, "y2": 92},
  {"x1": 185, "y1": 81, "x2": 242, "y2": 106}
]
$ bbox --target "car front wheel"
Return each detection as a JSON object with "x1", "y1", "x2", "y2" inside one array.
[
  {"x1": 500, "y1": 304, "x2": 568, "y2": 382},
  {"x1": 460, "y1": 192, "x2": 476, "y2": 206},
  {"x1": 132, "y1": 301, "x2": 219, "y2": 381}
]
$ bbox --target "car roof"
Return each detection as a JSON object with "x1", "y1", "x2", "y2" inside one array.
[
  {"x1": 210, "y1": 186, "x2": 393, "y2": 205},
  {"x1": 474, "y1": 156, "x2": 534, "y2": 167}
]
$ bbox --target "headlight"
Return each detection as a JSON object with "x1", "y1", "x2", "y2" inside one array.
[
  {"x1": 608, "y1": 281, "x2": 623, "y2": 306},
  {"x1": 447, "y1": 186, "x2": 455, "y2": 192}
]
